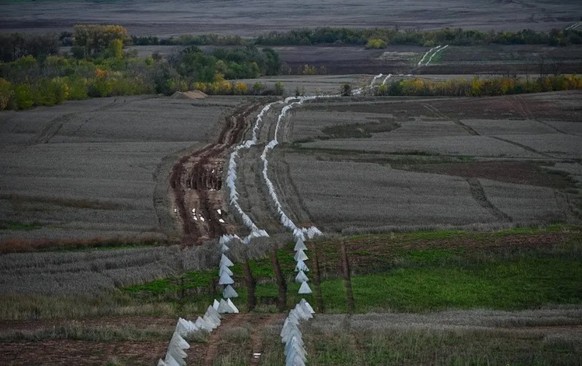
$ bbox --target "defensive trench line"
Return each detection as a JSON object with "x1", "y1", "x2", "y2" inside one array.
[{"x1": 159, "y1": 72, "x2": 391, "y2": 365}]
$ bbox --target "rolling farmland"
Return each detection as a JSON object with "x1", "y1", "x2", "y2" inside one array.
[{"x1": 1, "y1": 1, "x2": 582, "y2": 364}]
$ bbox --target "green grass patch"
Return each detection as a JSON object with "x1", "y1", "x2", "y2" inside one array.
[
  {"x1": 122, "y1": 226, "x2": 582, "y2": 315},
  {"x1": 349, "y1": 254, "x2": 582, "y2": 312}
]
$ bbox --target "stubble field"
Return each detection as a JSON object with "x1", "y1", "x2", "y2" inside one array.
[
  {"x1": 2, "y1": 0, "x2": 581, "y2": 36},
  {"x1": 0, "y1": 95, "x2": 245, "y2": 248}
]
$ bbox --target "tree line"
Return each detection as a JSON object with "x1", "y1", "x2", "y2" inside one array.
[
  {"x1": 0, "y1": 25, "x2": 283, "y2": 110},
  {"x1": 373, "y1": 75, "x2": 582, "y2": 97},
  {"x1": 255, "y1": 27, "x2": 582, "y2": 47},
  {"x1": 128, "y1": 27, "x2": 582, "y2": 48}
]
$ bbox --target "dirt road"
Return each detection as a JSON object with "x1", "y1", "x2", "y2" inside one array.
[{"x1": 170, "y1": 102, "x2": 262, "y2": 245}]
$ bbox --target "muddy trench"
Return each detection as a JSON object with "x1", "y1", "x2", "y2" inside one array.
[{"x1": 170, "y1": 101, "x2": 263, "y2": 245}]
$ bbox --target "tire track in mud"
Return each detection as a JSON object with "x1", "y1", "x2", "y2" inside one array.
[
  {"x1": 249, "y1": 313, "x2": 286, "y2": 365},
  {"x1": 31, "y1": 114, "x2": 70, "y2": 144},
  {"x1": 467, "y1": 178, "x2": 513, "y2": 223},
  {"x1": 201, "y1": 313, "x2": 250, "y2": 366},
  {"x1": 170, "y1": 102, "x2": 262, "y2": 245}
]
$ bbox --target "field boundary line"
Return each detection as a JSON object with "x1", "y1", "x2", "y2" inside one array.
[{"x1": 466, "y1": 178, "x2": 513, "y2": 223}]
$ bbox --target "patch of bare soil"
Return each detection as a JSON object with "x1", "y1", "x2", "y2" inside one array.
[
  {"x1": 192, "y1": 312, "x2": 285, "y2": 366},
  {"x1": 0, "y1": 316, "x2": 177, "y2": 365},
  {"x1": 249, "y1": 313, "x2": 286, "y2": 365},
  {"x1": 170, "y1": 102, "x2": 263, "y2": 245},
  {"x1": 394, "y1": 161, "x2": 576, "y2": 189},
  {"x1": 0, "y1": 339, "x2": 167, "y2": 366}
]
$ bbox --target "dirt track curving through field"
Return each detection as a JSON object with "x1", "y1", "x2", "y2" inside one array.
[{"x1": 170, "y1": 102, "x2": 262, "y2": 245}]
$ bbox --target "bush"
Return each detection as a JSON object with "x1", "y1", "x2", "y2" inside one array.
[
  {"x1": 13, "y1": 84, "x2": 33, "y2": 109},
  {"x1": 366, "y1": 38, "x2": 386, "y2": 49},
  {"x1": 0, "y1": 78, "x2": 13, "y2": 110}
]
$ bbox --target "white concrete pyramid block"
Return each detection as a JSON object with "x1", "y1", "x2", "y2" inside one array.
[
  {"x1": 157, "y1": 359, "x2": 167, "y2": 366},
  {"x1": 227, "y1": 298, "x2": 239, "y2": 313},
  {"x1": 203, "y1": 314, "x2": 219, "y2": 330},
  {"x1": 292, "y1": 305, "x2": 309, "y2": 321},
  {"x1": 218, "y1": 272, "x2": 234, "y2": 285},
  {"x1": 213, "y1": 299, "x2": 220, "y2": 310},
  {"x1": 223, "y1": 284, "x2": 239, "y2": 298},
  {"x1": 281, "y1": 328, "x2": 299, "y2": 344},
  {"x1": 281, "y1": 324, "x2": 301, "y2": 342},
  {"x1": 294, "y1": 302, "x2": 309, "y2": 316},
  {"x1": 195, "y1": 316, "x2": 212, "y2": 331},
  {"x1": 187, "y1": 319, "x2": 198, "y2": 332},
  {"x1": 163, "y1": 354, "x2": 180, "y2": 366},
  {"x1": 300, "y1": 299, "x2": 315, "y2": 314},
  {"x1": 286, "y1": 350, "x2": 306, "y2": 366},
  {"x1": 294, "y1": 238, "x2": 307, "y2": 251},
  {"x1": 217, "y1": 299, "x2": 233, "y2": 314},
  {"x1": 205, "y1": 305, "x2": 222, "y2": 320},
  {"x1": 174, "y1": 318, "x2": 187, "y2": 337},
  {"x1": 221, "y1": 244, "x2": 229, "y2": 253},
  {"x1": 298, "y1": 282, "x2": 312, "y2": 294},
  {"x1": 175, "y1": 318, "x2": 196, "y2": 337},
  {"x1": 295, "y1": 271, "x2": 309, "y2": 284},
  {"x1": 285, "y1": 336, "x2": 306, "y2": 357},
  {"x1": 219, "y1": 265, "x2": 233, "y2": 276},
  {"x1": 286, "y1": 311, "x2": 300, "y2": 325},
  {"x1": 294, "y1": 250, "x2": 308, "y2": 262},
  {"x1": 305, "y1": 226, "x2": 322, "y2": 239},
  {"x1": 168, "y1": 346, "x2": 187, "y2": 363},
  {"x1": 294, "y1": 303, "x2": 312, "y2": 320},
  {"x1": 295, "y1": 260, "x2": 309, "y2": 272},
  {"x1": 293, "y1": 228, "x2": 305, "y2": 241},
  {"x1": 220, "y1": 254, "x2": 234, "y2": 267},
  {"x1": 170, "y1": 332, "x2": 190, "y2": 350}
]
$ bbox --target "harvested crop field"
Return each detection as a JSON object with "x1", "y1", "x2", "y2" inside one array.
[
  {"x1": 0, "y1": 95, "x2": 247, "y2": 248},
  {"x1": 2, "y1": 0, "x2": 580, "y2": 36},
  {"x1": 271, "y1": 91, "x2": 582, "y2": 233}
]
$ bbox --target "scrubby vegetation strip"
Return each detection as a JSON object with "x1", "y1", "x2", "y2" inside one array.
[
  {"x1": 128, "y1": 27, "x2": 582, "y2": 48},
  {"x1": 374, "y1": 74, "x2": 582, "y2": 97},
  {"x1": 254, "y1": 27, "x2": 582, "y2": 47}
]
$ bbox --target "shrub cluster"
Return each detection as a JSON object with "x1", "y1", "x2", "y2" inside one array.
[{"x1": 374, "y1": 75, "x2": 582, "y2": 97}]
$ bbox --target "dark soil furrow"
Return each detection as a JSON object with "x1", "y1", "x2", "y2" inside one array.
[
  {"x1": 467, "y1": 177, "x2": 513, "y2": 222},
  {"x1": 170, "y1": 102, "x2": 262, "y2": 245}
]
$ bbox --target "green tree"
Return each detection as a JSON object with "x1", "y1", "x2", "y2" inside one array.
[{"x1": 73, "y1": 24, "x2": 129, "y2": 59}]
